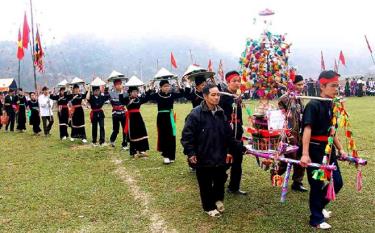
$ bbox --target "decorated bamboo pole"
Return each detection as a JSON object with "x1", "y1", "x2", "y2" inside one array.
[
  {"x1": 245, "y1": 145, "x2": 337, "y2": 171},
  {"x1": 280, "y1": 162, "x2": 292, "y2": 203}
]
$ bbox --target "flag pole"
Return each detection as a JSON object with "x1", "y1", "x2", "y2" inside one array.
[
  {"x1": 369, "y1": 53, "x2": 375, "y2": 65},
  {"x1": 29, "y1": 0, "x2": 37, "y2": 91},
  {"x1": 18, "y1": 60, "x2": 21, "y2": 88},
  {"x1": 365, "y1": 35, "x2": 375, "y2": 65}
]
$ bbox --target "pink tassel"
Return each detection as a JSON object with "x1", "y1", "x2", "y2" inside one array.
[
  {"x1": 356, "y1": 169, "x2": 363, "y2": 192},
  {"x1": 325, "y1": 172, "x2": 336, "y2": 201}
]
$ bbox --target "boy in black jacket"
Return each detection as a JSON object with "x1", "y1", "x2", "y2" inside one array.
[{"x1": 181, "y1": 83, "x2": 237, "y2": 217}]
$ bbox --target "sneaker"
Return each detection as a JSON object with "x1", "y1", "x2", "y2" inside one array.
[
  {"x1": 70, "y1": 138, "x2": 75, "y2": 142},
  {"x1": 122, "y1": 146, "x2": 129, "y2": 151},
  {"x1": 163, "y1": 158, "x2": 171, "y2": 164},
  {"x1": 91, "y1": 143, "x2": 98, "y2": 147},
  {"x1": 100, "y1": 142, "x2": 108, "y2": 147},
  {"x1": 205, "y1": 209, "x2": 221, "y2": 218},
  {"x1": 170, "y1": 160, "x2": 175, "y2": 163},
  {"x1": 82, "y1": 139, "x2": 88, "y2": 143},
  {"x1": 215, "y1": 201, "x2": 225, "y2": 213},
  {"x1": 62, "y1": 136, "x2": 67, "y2": 140},
  {"x1": 322, "y1": 209, "x2": 332, "y2": 219},
  {"x1": 110, "y1": 141, "x2": 115, "y2": 147},
  {"x1": 314, "y1": 222, "x2": 332, "y2": 230}
]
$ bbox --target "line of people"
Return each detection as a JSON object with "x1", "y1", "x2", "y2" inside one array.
[{"x1": 0, "y1": 68, "x2": 348, "y2": 230}]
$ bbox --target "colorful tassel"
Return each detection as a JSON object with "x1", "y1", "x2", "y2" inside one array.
[{"x1": 325, "y1": 172, "x2": 336, "y2": 201}]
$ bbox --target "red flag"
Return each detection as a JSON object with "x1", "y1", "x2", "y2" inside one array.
[
  {"x1": 333, "y1": 59, "x2": 338, "y2": 73},
  {"x1": 34, "y1": 28, "x2": 44, "y2": 72},
  {"x1": 170, "y1": 52, "x2": 177, "y2": 69},
  {"x1": 365, "y1": 35, "x2": 372, "y2": 53},
  {"x1": 320, "y1": 50, "x2": 326, "y2": 71},
  {"x1": 17, "y1": 28, "x2": 24, "y2": 60},
  {"x1": 207, "y1": 59, "x2": 213, "y2": 72},
  {"x1": 339, "y1": 50, "x2": 346, "y2": 66},
  {"x1": 218, "y1": 59, "x2": 224, "y2": 80},
  {"x1": 22, "y1": 12, "x2": 30, "y2": 49}
]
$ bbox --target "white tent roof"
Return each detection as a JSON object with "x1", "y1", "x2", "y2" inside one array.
[
  {"x1": 56, "y1": 79, "x2": 68, "y2": 87},
  {"x1": 108, "y1": 70, "x2": 127, "y2": 81},
  {"x1": 154, "y1": 67, "x2": 176, "y2": 79},
  {"x1": 70, "y1": 77, "x2": 85, "y2": 84},
  {"x1": 90, "y1": 77, "x2": 106, "y2": 86},
  {"x1": 125, "y1": 75, "x2": 144, "y2": 87},
  {"x1": 183, "y1": 65, "x2": 207, "y2": 77},
  {"x1": 0, "y1": 78, "x2": 15, "y2": 88}
]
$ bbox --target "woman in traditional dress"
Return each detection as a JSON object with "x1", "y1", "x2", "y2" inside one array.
[
  {"x1": 27, "y1": 92, "x2": 42, "y2": 135},
  {"x1": 147, "y1": 79, "x2": 184, "y2": 164},
  {"x1": 120, "y1": 85, "x2": 149, "y2": 157},
  {"x1": 50, "y1": 87, "x2": 71, "y2": 140},
  {"x1": 69, "y1": 84, "x2": 88, "y2": 143}
]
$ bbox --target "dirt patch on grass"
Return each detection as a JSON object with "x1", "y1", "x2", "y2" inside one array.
[{"x1": 112, "y1": 158, "x2": 177, "y2": 233}]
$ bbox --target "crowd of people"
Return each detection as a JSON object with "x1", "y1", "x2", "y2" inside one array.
[
  {"x1": 0, "y1": 67, "x2": 365, "y2": 230},
  {"x1": 304, "y1": 76, "x2": 375, "y2": 97}
]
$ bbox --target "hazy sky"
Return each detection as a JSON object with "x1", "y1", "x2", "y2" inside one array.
[{"x1": 1, "y1": 0, "x2": 374, "y2": 58}]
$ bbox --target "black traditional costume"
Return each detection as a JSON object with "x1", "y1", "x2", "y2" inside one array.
[
  {"x1": 50, "y1": 90, "x2": 71, "y2": 139},
  {"x1": 119, "y1": 87, "x2": 149, "y2": 156}
]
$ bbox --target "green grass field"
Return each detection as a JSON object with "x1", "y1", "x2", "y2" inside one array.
[{"x1": 0, "y1": 97, "x2": 374, "y2": 233}]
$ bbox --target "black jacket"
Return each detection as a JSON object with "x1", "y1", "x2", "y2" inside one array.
[
  {"x1": 4, "y1": 95, "x2": 16, "y2": 113},
  {"x1": 181, "y1": 101, "x2": 238, "y2": 167}
]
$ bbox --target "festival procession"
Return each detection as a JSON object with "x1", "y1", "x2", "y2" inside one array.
[{"x1": 0, "y1": 1, "x2": 373, "y2": 232}]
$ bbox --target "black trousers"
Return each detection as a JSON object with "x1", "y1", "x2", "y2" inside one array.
[
  {"x1": 196, "y1": 166, "x2": 227, "y2": 212},
  {"x1": 110, "y1": 114, "x2": 127, "y2": 147},
  {"x1": 6, "y1": 111, "x2": 15, "y2": 131},
  {"x1": 307, "y1": 143, "x2": 343, "y2": 226},
  {"x1": 59, "y1": 125, "x2": 69, "y2": 139},
  {"x1": 42, "y1": 116, "x2": 54, "y2": 135},
  {"x1": 228, "y1": 141, "x2": 244, "y2": 192},
  {"x1": 92, "y1": 116, "x2": 105, "y2": 144}
]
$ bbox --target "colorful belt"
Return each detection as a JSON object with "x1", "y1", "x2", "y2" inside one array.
[
  {"x1": 90, "y1": 108, "x2": 103, "y2": 122},
  {"x1": 158, "y1": 109, "x2": 176, "y2": 136},
  {"x1": 311, "y1": 135, "x2": 328, "y2": 142}
]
